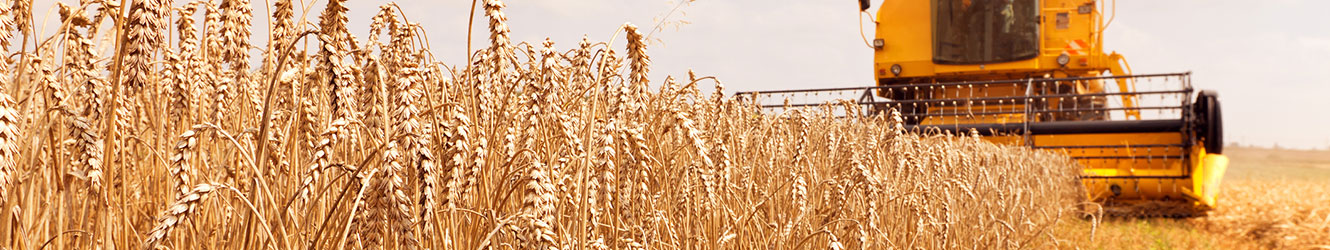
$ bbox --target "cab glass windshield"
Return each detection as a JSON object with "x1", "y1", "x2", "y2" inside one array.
[{"x1": 934, "y1": 0, "x2": 1039, "y2": 64}]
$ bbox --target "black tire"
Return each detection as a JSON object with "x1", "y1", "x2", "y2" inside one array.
[{"x1": 1196, "y1": 90, "x2": 1223, "y2": 154}]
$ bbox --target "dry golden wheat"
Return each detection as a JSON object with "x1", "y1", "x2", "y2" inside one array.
[
  {"x1": 0, "y1": 1, "x2": 1089, "y2": 249},
  {"x1": 143, "y1": 183, "x2": 223, "y2": 249}
]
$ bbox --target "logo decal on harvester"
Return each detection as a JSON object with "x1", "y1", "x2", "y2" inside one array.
[{"x1": 1064, "y1": 39, "x2": 1090, "y2": 56}]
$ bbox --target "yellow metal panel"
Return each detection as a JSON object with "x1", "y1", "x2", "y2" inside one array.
[
  {"x1": 873, "y1": 1, "x2": 933, "y2": 78},
  {"x1": 1034, "y1": 132, "x2": 1186, "y2": 174},
  {"x1": 872, "y1": 0, "x2": 1114, "y2": 80},
  {"x1": 1194, "y1": 154, "x2": 1228, "y2": 208},
  {"x1": 1061, "y1": 146, "x2": 1186, "y2": 157},
  {"x1": 981, "y1": 132, "x2": 1183, "y2": 147},
  {"x1": 1032, "y1": 132, "x2": 1182, "y2": 147},
  {"x1": 981, "y1": 135, "x2": 1024, "y2": 145},
  {"x1": 932, "y1": 59, "x2": 1040, "y2": 75},
  {"x1": 980, "y1": 131, "x2": 1228, "y2": 211},
  {"x1": 1082, "y1": 178, "x2": 1197, "y2": 205},
  {"x1": 981, "y1": 132, "x2": 1198, "y2": 203}
]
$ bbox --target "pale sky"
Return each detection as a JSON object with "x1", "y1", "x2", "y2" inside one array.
[{"x1": 28, "y1": 0, "x2": 1330, "y2": 149}]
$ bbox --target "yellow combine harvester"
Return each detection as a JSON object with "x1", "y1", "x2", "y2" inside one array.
[{"x1": 738, "y1": 0, "x2": 1227, "y2": 216}]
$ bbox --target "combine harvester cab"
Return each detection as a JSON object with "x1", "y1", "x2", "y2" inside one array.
[{"x1": 740, "y1": 0, "x2": 1227, "y2": 216}]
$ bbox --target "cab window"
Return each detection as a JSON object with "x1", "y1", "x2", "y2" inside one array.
[{"x1": 934, "y1": 0, "x2": 1040, "y2": 64}]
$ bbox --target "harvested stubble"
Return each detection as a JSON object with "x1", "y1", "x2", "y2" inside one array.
[
  {"x1": 0, "y1": 0, "x2": 1084, "y2": 249},
  {"x1": 1199, "y1": 179, "x2": 1330, "y2": 249}
]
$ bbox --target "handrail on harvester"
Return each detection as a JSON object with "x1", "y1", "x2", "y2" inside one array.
[
  {"x1": 733, "y1": 72, "x2": 1196, "y2": 141},
  {"x1": 733, "y1": 72, "x2": 1190, "y2": 97},
  {"x1": 735, "y1": 72, "x2": 1191, "y2": 118}
]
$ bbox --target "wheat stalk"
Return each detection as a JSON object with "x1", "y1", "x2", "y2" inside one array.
[
  {"x1": 0, "y1": 92, "x2": 19, "y2": 202},
  {"x1": 0, "y1": 2, "x2": 1095, "y2": 249},
  {"x1": 143, "y1": 183, "x2": 223, "y2": 249},
  {"x1": 169, "y1": 127, "x2": 201, "y2": 198}
]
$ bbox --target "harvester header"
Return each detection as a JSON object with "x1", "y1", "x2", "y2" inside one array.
[{"x1": 739, "y1": 0, "x2": 1227, "y2": 216}]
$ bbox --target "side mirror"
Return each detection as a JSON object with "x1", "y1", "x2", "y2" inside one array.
[{"x1": 859, "y1": 0, "x2": 871, "y2": 11}]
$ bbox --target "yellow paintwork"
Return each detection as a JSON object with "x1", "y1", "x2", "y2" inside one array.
[
  {"x1": 1195, "y1": 154, "x2": 1228, "y2": 207},
  {"x1": 874, "y1": 0, "x2": 1113, "y2": 79},
  {"x1": 980, "y1": 133, "x2": 1227, "y2": 211},
  {"x1": 871, "y1": 0, "x2": 1226, "y2": 212}
]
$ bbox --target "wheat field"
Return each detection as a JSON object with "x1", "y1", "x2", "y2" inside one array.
[{"x1": 0, "y1": 0, "x2": 1089, "y2": 249}]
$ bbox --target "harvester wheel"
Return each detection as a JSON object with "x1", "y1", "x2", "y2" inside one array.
[{"x1": 1196, "y1": 90, "x2": 1223, "y2": 154}]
